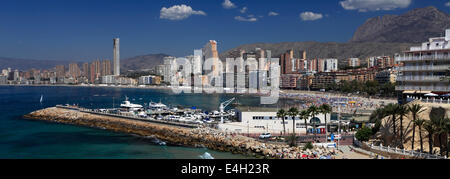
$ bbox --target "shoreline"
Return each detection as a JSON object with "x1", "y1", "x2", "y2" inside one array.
[
  {"x1": 23, "y1": 106, "x2": 341, "y2": 159},
  {"x1": 1, "y1": 84, "x2": 396, "y2": 102}
]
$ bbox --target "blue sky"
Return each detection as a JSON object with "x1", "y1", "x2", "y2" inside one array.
[{"x1": 0, "y1": 0, "x2": 449, "y2": 62}]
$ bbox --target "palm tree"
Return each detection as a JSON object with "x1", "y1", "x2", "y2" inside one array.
[
  {"x1": 408, "y1": 104, "x2": 424, "y2": 150},
  {"x1": 277, "y1": 109, "x2": 287, "y2": 136},
  {"x1": 413, "y1": 119, "x2": 425, "y2": 152},
  {"x1": 386, "y1": 103, "x2": 399, "y2": 142},
  {"x1": 431, "y1": 117, "x2": 450, "y2": 156},
  {"x1": 287, "y1": 107, "x2": 298, "y2": 146},
  {"x1": 320, "y1": 104, "x2": 332, "y2": 143},
  {"x1": 300, "y1": 110, "x2": 310, "y2": 136},
  {"x1": 423, "y1": 120, "x2": 435, "y2": 154},
  {"x1": 308, "y1": 105, "x2": 320, "y2": 141},
  {"x1": 397, "y1": 105, "x2": 408, "y2": 148},
  {"x1": 288, "y1": 107, "x2": 299, "y2": 137}
]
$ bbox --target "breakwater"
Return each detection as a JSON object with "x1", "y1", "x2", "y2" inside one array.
[{"x1": 24, "y1": 107, "x2": 339, "y2": 159}]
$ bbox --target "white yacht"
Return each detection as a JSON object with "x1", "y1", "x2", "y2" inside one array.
[
  {"x1": 120, "y1": 97, "x2": 143, "y2": 112},
  {"x1": 149, "y1": 102, "x2": 167, "y2": 111}
]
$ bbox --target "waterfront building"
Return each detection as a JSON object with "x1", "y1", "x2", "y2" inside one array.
[
  {"x1": 218, "y1": 108, "x2": 330, "y2": 135},
  {"x1": 102, "y1": 75, "x2": 115, "y2": 84},
  {"x1": 396, "y1": 29, "x2": 450, "y2": 102},
  {"x1": 155, "y1": 65, "x2": 165, "y2": 76},
  {"x1": 0, "y1": 75, "x2": 7, "y2": 84},
  {"x1": 113, "y1": 38, "x2": 120, "y2": 76},
  {"x1": 163, "y1": 56, "x2": 176, "y2": 83},
  {"x1": 2, "y1": 69, "x2": 9, "y2": 77},
  {"x1": 13, "y1": 69, "x2": 19, "y2": 82},
  {"x1": 139, "y1": 75, "x2": 156, "y2": 85}
]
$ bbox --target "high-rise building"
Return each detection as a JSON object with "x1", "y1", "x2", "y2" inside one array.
[
  {"x1": 348, "y1": 58, "x2": 360, "y2": 67},
  {"x1": 202, "y1": 40, "x2": 220, "y2": 76},
  {"x1": 90, "y1": 60, "x2": 101, "y2": 83},
  {"x1": 55, "y1": 65, "x2": 65, "y2": 78},
  {"x1": 68, "y1": 63, "x2": 81, "y2": 78},
  {"x1": 82, "y1": 63, "x2": 89, "y2": 77},
  {"x1": 102, "y1": 60, "x2": 112, "y2": 76},
  {"x1": 396, "y1": 29, "x2": 450, "y2": 102},
  {"x1": 113, "y1": 38, "x2": 120, "y2": 76}
]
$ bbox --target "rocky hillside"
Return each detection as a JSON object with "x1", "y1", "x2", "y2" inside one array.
[
  {"x1": 0, "y1": 57, "x2": 71, "y2": 71},
  {"x1": 220, "y1": 41, "x2": 413, "y2": 61},
  {"x1": 121, "y1": 53, "x2": 170, "y2": 72},
  {"x1": 350, "y1": 6, "x2": 450, "y2": 43}
]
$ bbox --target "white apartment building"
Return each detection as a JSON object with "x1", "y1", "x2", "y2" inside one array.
[
  {"x1": 396, "y1": 29, "x2": 450, "y2": 96},
  {"x1": 348, "y1": 58, "x2": 360, "y2": 67}
]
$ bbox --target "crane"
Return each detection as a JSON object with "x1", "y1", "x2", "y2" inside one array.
[{"x1": 219, "y1": 97, "x2": 236, "y2": 123}]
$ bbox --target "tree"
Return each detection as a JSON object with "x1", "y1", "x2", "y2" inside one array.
[
  {"x1": 397, "y1": 105, "x2": 408, "y2": 148},
  {"x1": 300, "y1": 110, "x2": 310, "y2": 136},
  {"x1": 413, "y1": 119, "x2": 425, "y2": 153},
  {"x1": 320, "y1": 104, "x2": 332, "y2": 143},
  {"x1": 423, "y1": 121, "x2": 435, "y2": 154},
  {"x1": 287, "y1": 107, "x2": 299, "y2": 146},
  {"x1": 408, "y1": 104, "x2": 424, "y2": 150},
  {"x1": 385, "y1": 103, "x2": 399, "y2": 142},
  {"x1": 277, "y1": 109, "x2": 287, "y2": 136},
  {"x1": 308, "y1": 105, "x2": 320, "y2": 141},
  {"x1": 355, "y1": 127, "x2": 373, "y2": 142}
]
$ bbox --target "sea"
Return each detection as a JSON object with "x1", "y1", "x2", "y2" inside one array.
[{"x1": 0, "y1": 86, "x2": 300, "y2": 159}]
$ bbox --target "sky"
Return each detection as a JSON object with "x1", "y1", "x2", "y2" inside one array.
[{"x1": 0, "y1": 0, "x2": 449, "y2": 62}]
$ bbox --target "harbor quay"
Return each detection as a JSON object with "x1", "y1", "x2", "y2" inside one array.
[{"x1": 23, "y1": 106, "x2": 342, "y2": 159}]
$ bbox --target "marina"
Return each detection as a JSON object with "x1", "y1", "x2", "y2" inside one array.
[{"x1": 58, "y1": 96, "x2": 239, "y2": 128}]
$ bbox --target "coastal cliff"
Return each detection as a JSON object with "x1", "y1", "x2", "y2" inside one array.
[{"x1": 24, "y1": 107, "x2": 339, "y2": 159}]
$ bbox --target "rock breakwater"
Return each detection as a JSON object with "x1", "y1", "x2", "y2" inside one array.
[{"x1": 24, "y1": 107, "x2": 339, "y2": 159}]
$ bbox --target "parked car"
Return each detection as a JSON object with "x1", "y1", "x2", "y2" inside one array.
[{"x1": 259, "y1": 133, "x2": 272, "y2": 139}]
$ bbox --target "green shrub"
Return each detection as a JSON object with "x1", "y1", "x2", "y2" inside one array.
[{"x1": 355, "y1": 127, "x2": 373, "y2": 142}]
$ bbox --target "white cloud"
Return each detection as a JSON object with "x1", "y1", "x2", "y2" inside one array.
[
  {"x1": 240, "y1": 7, "x2": 248, "y2": 13},
  {"x1": 340, "y1": 0, "x2": 411, "y2": 12},
  {"x1": 222, "y1": 0, "x2": 237, "y2": 9},
  {"x1": 300, "y1": 12, "x2": 323, "y2": 21},
  {"x1": 160, "y1": 4, "x2": 206, "y2": 21},
  {"x1": 446, "y1": 2, "x2": 450, "y2": 7},
  {"x1": 268, "y1": 12, "x2": 279, "y2": 16},
  {"x1": 235, "y1": 15, "x2": 258, "y2": 22}
]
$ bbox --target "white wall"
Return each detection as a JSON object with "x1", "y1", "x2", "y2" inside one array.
[{"x1": 218, "y1": 111, "x2": 330, "y2": 135}]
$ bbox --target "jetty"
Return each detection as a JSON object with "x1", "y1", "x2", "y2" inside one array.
[{"x1": 24, "y1": 106, "x2": 340, "y2": 159}]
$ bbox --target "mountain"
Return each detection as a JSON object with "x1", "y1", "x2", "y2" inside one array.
[
  {"x1": 121, "y1": 53, "x2": 170, "y2": 72},
  {"x1": 0, "y1": 57, "x2": 71, "y2": 71},
  {"x1": 220, "y1": 41, "x2": 413, "y2": 62},
  {"x1": 350, "y1": 6, "x2": 450, "y2": 43}
]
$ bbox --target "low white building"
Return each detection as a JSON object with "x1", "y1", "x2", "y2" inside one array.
[{"x1": 218, "y1": 108, "x2": 331, "y2": 136}]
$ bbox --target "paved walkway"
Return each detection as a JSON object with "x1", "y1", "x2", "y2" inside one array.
[{"x1": 334, "y1": 146, "x2": 372, "y2": 159}]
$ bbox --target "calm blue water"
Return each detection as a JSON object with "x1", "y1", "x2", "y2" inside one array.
[{"x1": 0, "y1": 86, "x2": 273, "y2": 159}]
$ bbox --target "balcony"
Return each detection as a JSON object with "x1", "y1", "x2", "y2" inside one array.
[
  {"x1": 396, "y1": 85, "x2": 450, "y2": 92},
  {"x1": 397, "y1": 75, "x2": 446, "y2": 82},
  {"x1": 396, "y1": 55, "x2": 450, "y2": 62},
  {"x1": 398, "y1": 65, "x2": 450, "y2": 72}
]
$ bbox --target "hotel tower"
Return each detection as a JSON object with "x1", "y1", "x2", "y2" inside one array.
[
  {"x1": 396, "y1": 29, "x2": 450, "y2": 103},
  {"x1": 113, "y1": 38, "x2": 120, "y2": 76}
]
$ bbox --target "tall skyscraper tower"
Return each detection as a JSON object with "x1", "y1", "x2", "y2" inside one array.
[{"x1": 113, "y1": 38, "x2": 120, "y2": 76}]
